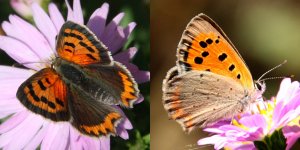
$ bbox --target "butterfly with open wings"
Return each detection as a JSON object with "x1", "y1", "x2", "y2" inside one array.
[{"x1": 17, "y1": 21, "x2": 139, "y2": 137}]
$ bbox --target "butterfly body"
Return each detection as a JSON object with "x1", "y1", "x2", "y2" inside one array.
[
  {"x1": 17, "y1": 21, "x2": 139, "y2": 137},
  {"x1": 162, "y1": 14, "x2": 264, "y2": 133}
]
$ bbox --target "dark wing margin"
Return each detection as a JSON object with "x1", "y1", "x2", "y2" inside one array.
[{"x1": 68, "y1": 85, "x2": 122, "y2": 137}]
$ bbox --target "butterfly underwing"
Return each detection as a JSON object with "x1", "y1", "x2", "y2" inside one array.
[{"x1": 162, "y1": 13, "x2": 265, "y2": 133}]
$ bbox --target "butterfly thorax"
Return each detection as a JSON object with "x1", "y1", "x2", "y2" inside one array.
[{"x1": 52, "y1": 58, "x2": 121, "y2": 105}]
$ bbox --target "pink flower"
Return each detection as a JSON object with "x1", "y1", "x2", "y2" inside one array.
[
  {"x1": 198, "y1": 78, "x2": 300, "y2": 150},
  {"x1": 0, "y1": 0, "x2": 149, "y2": 149},
  {"x1": 10, "y1": 0, "x2": 43, "y2": 18}
]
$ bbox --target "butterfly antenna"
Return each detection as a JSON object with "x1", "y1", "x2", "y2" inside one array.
[
  {"x1": 259, "y1": 75, "x2": 294, "y2": 82},
  {"x1": 257, "y1": 60, "x2": 287, "y2": 82}
]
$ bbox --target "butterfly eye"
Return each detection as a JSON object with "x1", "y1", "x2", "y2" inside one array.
[
  {"x1": 255, "y1": 81, "x2": 266, "y2": 92},
  {"x1": 255, "y1": 82, "x2": 262, "y2": 91}
]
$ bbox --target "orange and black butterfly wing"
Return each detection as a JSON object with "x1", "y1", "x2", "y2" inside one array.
[
  {"x1": 177, "y1": 13, "x2": 254, "y2": 89},
  {"x1": 17, "y1": 68, "x2": 69, "y2": 121},
  {"x1": 83, "y1": 62, "x2": 140, "y2": 108},
  {"x1": 68, "y1": 85, "x2": 122, "y2": 137},
  {"x1": 56, "y1": 21, "x2": 112, "y2": 66}
]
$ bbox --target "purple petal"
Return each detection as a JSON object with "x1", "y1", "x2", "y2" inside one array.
[
  {"x1": 99, "y1": 137, "x2": 110, "y2": 150},
  {"x1": 2, "y1": 15, "x2": 54, "y2": 62},
  {"x1": 99, "y1": 13, "x2": 125, "y2": 48},
  {"x1": 46, "y1": 123, "x2": 70, "y2": 149},
  {"x1": 84, "y1": 136, "x2": 101, "y2": 150},
  {"x1": 87, "y1": 3, "x2": 109, "y2": 38},
  {"x1": 4, "y1": 114, "x2": 44, "y2": 149},
  {"x1": 135, "y1": 94, "x2": 144, "y2": 104},
  {"x1": 0, "y1": 66, "x2": 33, "y2": 79},
  {"x1": 40, "y1": 122, "x2": 64, "y2": 149},
  {"x1": 32, "y1": 3, "x2": 57, "y2": 50},
  {"x1": 113, "y1": 47, "x2": 137, "y2": 62},
  {"x1": 69, "y1": 128, "x2": 83, "y2": 150},
  {"x1": 24, "y1": 121, "x2": 50, "y2": 149},
  {"x1": 198, "y1": 135, "x2": 228, "y2": 150},
  {"x1": 73, "y1": 0, "x2": 84, "y2": 24},
  {"x1": 239, "y1": 114, "x2": 267, "y2": 131},
  {"x1": 230, "y1": 143, "x2": 255, "y2": 150},
  {"x1": 272, "y1": 101, "x2": 284, "y2": 125},
  {"x1": 0, "y1": 111, "x2": 40, "y2": 147},
  {"x1": 0, "y1": 111, "x2": 28, "y2": 133},
  {"x1": 65, "y1": 0, "x2": 74, "y2": 22},
  {"x1": 286, "y1": 131, "x2": 300, "y2": 150},
  {"x1": 122, "y1": 62, "x2": 150, "y2": 83},
  {"x1": 110, "y1": 23, "x2": 136, "y2": 53},
  {"x1": 117, "y1": 126, "x2": 129, "y2": 140},
  {"x1": 0, "y1": 98, "x2": 24, "y2": 116},
  {"x1": 104, "y1": 26, "x2": 125, "y2": 53},
  {"x1": 0, "y1": 79, "x2": 27, "y2": 100},
  {"x1": 203, "y1": 128, "x2": 225, "y2": 134},
  {"x1": 0, "y1": 36, "x2": 41, "y2": 70},
  {"x1": 48, "y1": 3, "x2": 65, "y2": 32}
]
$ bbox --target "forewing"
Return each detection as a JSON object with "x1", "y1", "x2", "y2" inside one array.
[
  {"x1": 162, "y1": 67, "x2": 248, "y2": 132},
  {"x1": 68, "y1": 85, "x2": 122, "y2": 137},
  {"x1": 56, "y1": 21, "x2": 112, "y2": 65},
  {"x1": 17, "y1": 68, "x2": 69, "y2": 121},
  {"x1": 177, "y1": 13, "x2": 254, "y2": 89}
]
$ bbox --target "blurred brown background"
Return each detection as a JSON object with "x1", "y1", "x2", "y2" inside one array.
[{"x1": 151, "y1": 0, "x2": 300, "y2": 149}]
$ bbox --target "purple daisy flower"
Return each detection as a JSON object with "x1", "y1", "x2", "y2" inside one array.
[
  {"x1": 10, "y1": 0, "x2": 43, "y2": 18},
  {"x1": 198, "y1": 78, "x2": 300, "y2": 150},
  {"x1": 0, "y1": 0, "x2": 149, "y2": 149}
]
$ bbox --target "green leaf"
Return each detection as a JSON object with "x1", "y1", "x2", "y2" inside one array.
[
  {"x1": 254, "y1": 128, "x2": 287, "y2": 150},
  {"x1": 127, "y1": 131, "x2": 150, "y2": 150}
]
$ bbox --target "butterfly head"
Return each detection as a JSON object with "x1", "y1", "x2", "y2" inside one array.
[{"x1": 254, "y1": 80, "x2": 266, "y2": 96}]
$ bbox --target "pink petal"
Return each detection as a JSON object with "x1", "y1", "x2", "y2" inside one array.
[
  {"x1": 0, "y1": 66, "x2": 33, "y2": 79},
  {"x1": 41, "y1": 122, "x2": 66, "y2": 149},
  {"x1": 276, "y1": 78, "x2": 291, "y2": 101},
  {"x1": 99, "y1": 137, "x2": 110, "y2": 149},
  {"x1": 48, "y1": 3, "x2": 65, "y2": 32},
  {"x1": 117, "y1": 127, "x2": 129, "y2": 139},
  {"x1": 0, "y1": 98, "x2": 24, "y2": 115},
  {"x1": 0, "y1": 111, "x2": 29, "y2": 133},
  {"x1": 0, "y1": 36, "x2": 41, "y2": 70},
  {"x1": 4, "y1": 114, "x2": 44, "y2": 149},
  {"x1": 2, "y1": 15, "x2": 54, "y2": 61},
  {"x1": 239, "y1": 114, "x2": 267, "y2": 130},
  {"x1": 87, "y1": 3, "x2": 109, "y2": 38},
  {"x1": 0, "y1": 111, "x2": 38, "y2": 147},
  {"x1": 46, "y1": 123, "x2": 70, "y2": 149},
  {"x1": 32, "y1": 3, "x2": 57, "y2": 50},
  {"x1": 73, "y1": 0, "x2": 84, "y2": 24},
  {"x1": 24, "y1": 121, "x2": 50, "y2": 149},
  {"x1": 65, "y1": 0, "x2": 74, "y2": 22},
  {"x1": 0, "y1": 79, "x2": 27, "y2": 100}
]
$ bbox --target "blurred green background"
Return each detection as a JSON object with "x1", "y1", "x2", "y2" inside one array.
[
  {"x1": 151, "y1": 0, "x2": 300, "y2": 149},
  {"x1": 0, "y1": 0, "x2": 149, "y2": 149}
]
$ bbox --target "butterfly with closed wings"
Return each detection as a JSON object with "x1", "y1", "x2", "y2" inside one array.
[{"x1": 162, "y1": 13, "x2": 265, "y2": 133}]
